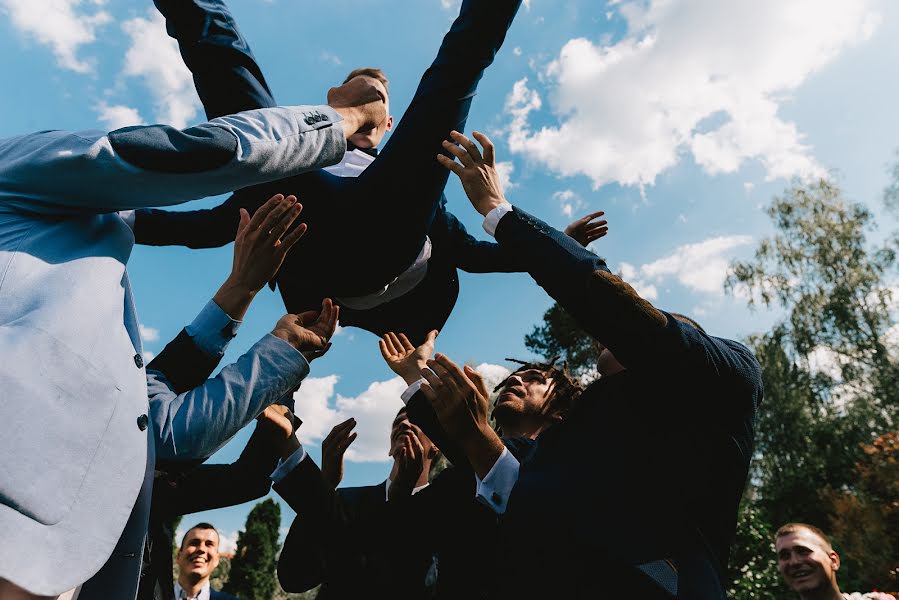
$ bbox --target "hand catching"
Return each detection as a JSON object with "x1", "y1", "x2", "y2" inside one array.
[
  {"x1": 321, "y1": 418, "x2": 357, "y2": 490},
  {"x1": 271, "y1": 298, "x2": 340, "y2": 361},
  {"x1": 437, "y1": 130, "x2": 507, "y2": 217},
  {"x1": 379, "y1": 330, "x2": 438, "y2": 385},
  {"x1": 564, "y1": 211, "x2": 608, "y2": 247}
]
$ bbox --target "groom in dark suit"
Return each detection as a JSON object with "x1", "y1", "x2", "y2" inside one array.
[{"x1": 132, "y1": 0, "x2": 530, "y2": 343}]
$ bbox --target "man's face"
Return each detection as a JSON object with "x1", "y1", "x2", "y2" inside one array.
[
  {"x1": 389, "y1": 408, "x2": 435, "y2": 458},
  {"x1": 775, "y1": 530, "x2": 839, "y2": 594},
  {"x1": 346, "y1": 75, "x2": 393, "y2": 149},
  {"x1": 492, "y1": 368, "x2": 555, "y2": 425},
  {"x1": 177, "y1": 527, "x2": 220, "y2": 582}
]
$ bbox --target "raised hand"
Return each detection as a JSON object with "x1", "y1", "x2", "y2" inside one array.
[
  {"x1": 256, "y1": 403, "x2": 302, "y2": 459},
  {"x1": 321, "y1": 418, "x2": 357, "y2": 490},
  {"x1": 437, "y1": 130, "x2": 507, "y2": 217},
  {"x1": 328, "y1": 76, "x2": 388, "y2": 139},
  {"x1": 213, "y1": 193, "x2": 306, "y2": 320},
  {"x1": 379, "y1": 330, "x2": 438, "y2": 385},
  {"x1": 271, "y1": 298, "x2": 340, "y2": 361},
  {"x1": 388, "y1": 425, "x2": 426, "y2": 500},
  {"x1": 419, "y1": 354, "x2": 505, "y2": 479},
  {"x1": 564, "y1": 211, "x2": 608, "y2": 247}
]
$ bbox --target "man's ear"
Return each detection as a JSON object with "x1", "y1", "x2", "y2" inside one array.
[
  {"x1": 386, "y1": 115, "x2": 395, "y2": 131},
  {"x1": 830, "y1": 550, "x2": 841, "y2": 571}
]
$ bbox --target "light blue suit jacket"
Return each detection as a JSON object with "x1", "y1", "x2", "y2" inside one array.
[{"x1": 0, "y1": 105, "x2": 344, "y2": 596}]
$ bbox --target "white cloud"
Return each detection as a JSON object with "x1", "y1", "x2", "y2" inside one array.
[
  {"x1": 139, "y1": 323, "x2": 160, "y2": 343},
  {"x1": 121, "y1": 10, "x2": 201, "y2": 128},
  {"x1": 293, "y1": 363, "x2": 511, "y2": 462},
  {"x1": 319, "y1": 50, "x2": 342, "y2": 66},
  {"x1": 505, "y1": 0, "x2": 880, "y2": 188},
  {"x1": 95, "y1": 102, "x2": 145, "y2": 130},
  {"x1": 638, "y1": 235, "x2": 753, "y2": 295},
  {"x1": 292, "y1": 375, "x2": 406, "y2": 463},
  {"x1": 1, "y1": 0, "x2": 111, "y2": 73},
  {"x1": 495, "y1": 161, "x2": 518, "y2": 191},
  {"x1": 552, "y1": 189, "x2": 583, "y2": 218},
  {"x1": 142, "y1": 350, "x2": 156, "y2": 362}
]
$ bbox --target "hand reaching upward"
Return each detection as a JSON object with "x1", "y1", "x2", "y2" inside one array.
[
  {"x1": 437, "y1": 130, "x2": 508, "y2": 217},
  {"x1": 271, "y1": 298, "x2": 340, "y2": 362},
  {"x1": 379, "y1": 330, "x2": 438, "y2": 385},
  {"x1": 564, "y1": 211, "x2": 609, "y2": 247}
]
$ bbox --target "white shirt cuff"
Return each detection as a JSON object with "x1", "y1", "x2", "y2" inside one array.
[
  {"x1": 400, "y1": 379, "x2": 426, "y2": 405},
  {"x1": 475, "y1": 447, "x2": 520, "y2": 514},
  {"x1": 482, "y1": 203, "x2": 514, "y2": 237},
  {"x1": 270, "y1": 435, "x2": 306, "y2": 484}
]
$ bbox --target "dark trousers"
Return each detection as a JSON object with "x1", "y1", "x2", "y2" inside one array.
[{"x1": 144, "y1": 0, "x2": 522, "y2": 305}]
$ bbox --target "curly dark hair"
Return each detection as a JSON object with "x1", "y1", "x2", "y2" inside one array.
[{"x1": 493, "y1": 356, "x2": 583, "y2": 421}]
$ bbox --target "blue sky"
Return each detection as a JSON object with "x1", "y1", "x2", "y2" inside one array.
[{"x1": 2, "y1": 0, "x2": 898, "y2": 551}]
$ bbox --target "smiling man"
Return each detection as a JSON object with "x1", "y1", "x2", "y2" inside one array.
[
  {"x1": 175, "y1": 523, "x2": 238, "y2": 600},
  {"x1": 774, "y1": 523, "x2": 896, "y2": 600}
]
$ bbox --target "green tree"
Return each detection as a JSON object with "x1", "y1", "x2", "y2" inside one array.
[
  {"x1": 524, "y1": 302, "x2": 597, "y2": 377},
  {"x1": 727, "y1": 499, "x2": 789, "y2": 600},
  {"x1": 225, "y1": 499, "x2": 281, "y2": 600}
]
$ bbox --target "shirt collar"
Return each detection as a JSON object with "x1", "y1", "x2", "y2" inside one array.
[
  {"x1": 174, "y1": 580, "x2": 211, "y2": 600},
  {"x1": 383, "y1": 479, "x2": 430, "y2": 501}
]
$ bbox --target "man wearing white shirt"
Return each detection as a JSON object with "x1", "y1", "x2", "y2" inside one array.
[{"x1": 174, "y1": 524, "x2": 239, "y2": 600}]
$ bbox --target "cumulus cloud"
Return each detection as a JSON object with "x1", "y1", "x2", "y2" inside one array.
[
  {"x1": 95, "y1": 102, "x2": 145, "y2": 130},
  {"x1": 619, "y1": 234, "x2": 753, "y2": 299},
  {"x1": 495, "y1": 161, "x2": 518, "y2": 191},
  {"x1": 139, "y1": 323, "x2": 160, "y2": 343},
  {"x1": 294, "y1": 364, "x2": 511, "y2": 462},
  {"x1": 506, "y1": 0, "x2": 880, "y2": 188},
  {"x1": 1, "y1": 0, "x2": 111, "y2": 73},
  {"x1": 121, "y1": 10, "x2": 200, "y2": 128},
  {"x1": 552, "y1": 189, "x2": 584, "y2": 218}
]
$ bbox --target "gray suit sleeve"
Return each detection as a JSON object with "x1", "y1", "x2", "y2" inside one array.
[
  {"x1": 147, "y1": 333, "x2": 309, "y2": 461},
  {"x1": 0, "y1": 105, "x2": 344, "y2": 215}
]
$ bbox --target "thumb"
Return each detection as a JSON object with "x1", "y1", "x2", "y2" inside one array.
[{"x1": 425, "y1": 329, "x2": 438, "y2": 346}]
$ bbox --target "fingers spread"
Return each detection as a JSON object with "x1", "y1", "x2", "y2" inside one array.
[
  {"x1": 437, "y1": 153, "x2": 464, "y2": 176},
  {"x1": 472, "y1": 131, "x2": 495, "y2": 165},
  {"x1": 442, "y1": 139, "x2": 475, "y2": 167},
  {"x1": 449, "y1": 130, "x2": 483, "y2": 164}
]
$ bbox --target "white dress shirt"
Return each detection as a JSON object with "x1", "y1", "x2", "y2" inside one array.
[{"x1": 174, "y1": 580, "x2": 210, "y2": 600}]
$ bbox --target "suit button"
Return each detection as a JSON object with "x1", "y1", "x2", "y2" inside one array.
[
  {"x1": 321, "y1": 114, "x2": 329, "y2": 122},
  {"x1": 136, "y1": 414, "x2": 149, "y2": 431},
  {"x1": 305, "y1": 116, "x2": 315, "y2": 125},
  {"x1": 313, "y1": 114, "x2": 322, "y2": 122},
  {"x1": 134, "y1": 353, "x2": 144, "y2": 368}
]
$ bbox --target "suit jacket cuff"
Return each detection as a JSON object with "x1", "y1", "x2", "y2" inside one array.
[
  {"x1": 185, "y1": 299, "x2": 242, "y2": 357},
  {"x1": 400, "y1": 379, "x2": 426, "y2": 404},
  {"x1": 482, "y1": 202, "x2": 514, "y2": 237},
  {"x1": 270, "y1": 435, "x2": 306, "y2": 483},
  {"x1": 475, "y1": 446, "x2": 519, "y2": 514}
]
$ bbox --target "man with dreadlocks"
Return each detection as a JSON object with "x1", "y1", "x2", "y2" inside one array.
[
  {"x1": 410, "y1": 131, "x2": 764, "y2": 599},
  {"x1": 269, "y1": 331, "x2": 583, "y2": 599}
]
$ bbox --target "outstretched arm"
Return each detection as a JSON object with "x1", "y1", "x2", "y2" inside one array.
[
  {"x1": 153, "y1": 0, "x2": 277, "y2": 119},
  {"x1": 438, "y1": 131, "x2": 761, "y2": 382},
  {"x1": 0, "y1": 106, "x2": 342, "y2": 216}
]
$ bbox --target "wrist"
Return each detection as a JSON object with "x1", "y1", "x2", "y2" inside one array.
[
  {"x1": 214, "y1": 277, "x2": 258, "y2": 321},
  {"x1": 460, "y1": 424, "x2": 505, "y2": 480},
  {"x1": 398, "y1": 363, "x2": 428, "y2": 386},
  {"x1": 478, "y1": 198, "x2": 507, "y2": 217}
]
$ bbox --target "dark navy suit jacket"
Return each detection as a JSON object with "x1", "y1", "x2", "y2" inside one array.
[{"x1": 406, "y1": 208, "x2": 762, "y2": 599}]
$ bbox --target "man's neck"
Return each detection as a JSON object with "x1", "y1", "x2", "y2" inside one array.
[
  {"x1": 798, "y1": 583, "x2": 843, "y2": 600},
  {"x1": 498, "y1": 417, "x2": 550, "y2": 440},
  {"x1": 177, "y1": 576, "x2": 208, "y2": 599}
]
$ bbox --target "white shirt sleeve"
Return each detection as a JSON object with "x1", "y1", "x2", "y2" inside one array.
[
  {"x1": 400, "y1": 379, "x2": 427, "y2": 404},
  {"x1": 474, "y1": 446, "x2": 520, "y2": 514},
  {"x1": 270, "y1": 434, "x2": 307, "y2": 484},
  {"x1": 482, "y1": 202, "x2": 514, "y2": 237}
]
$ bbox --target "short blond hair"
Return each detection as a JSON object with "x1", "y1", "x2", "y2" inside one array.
[{"x1": 343, "y1": 67, "x2": 389, "y2": 93}]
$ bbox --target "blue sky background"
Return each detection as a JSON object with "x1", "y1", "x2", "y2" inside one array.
[{"x1": 2, "y1": 0, "x2": 898, "y2": 551}]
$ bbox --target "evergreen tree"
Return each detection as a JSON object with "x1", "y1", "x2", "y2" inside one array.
[{"x1": 224, "y1": 499, "x2": 281, "y2": 600}]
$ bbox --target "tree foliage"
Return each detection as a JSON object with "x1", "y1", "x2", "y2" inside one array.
[
  {"x1": 523, "y1": 176, "x2": 897, "y2": 599},
  {"x1": 225, "y1": 499, "x2": 282, "y2": 600}
]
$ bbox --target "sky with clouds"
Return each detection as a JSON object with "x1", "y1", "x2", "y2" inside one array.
[{"x1": 2, "y1": 0, "x2": 898, "y2": 542}]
